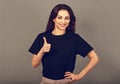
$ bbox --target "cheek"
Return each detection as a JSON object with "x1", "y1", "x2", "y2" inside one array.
[
  {"x1": 67, "y1": 22, "x2": 70, "y2": 27},
  {"x1": 54, "y1": 19, "x2": 59, "y2": 24},
  {"x1": 67, "y1": 20, "x2": 70, "y2": 23},
  {"x1": 67, "y1": 21, "x2": 70, "y2": 25}
]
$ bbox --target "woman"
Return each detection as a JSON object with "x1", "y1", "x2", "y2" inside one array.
[{"x1": 29, "y1": 4, "x2": 99, "y2": 84}]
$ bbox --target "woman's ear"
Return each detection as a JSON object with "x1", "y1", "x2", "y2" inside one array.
[{"x1": 53, "y1": 19, "x2": 55, "y2": 22}]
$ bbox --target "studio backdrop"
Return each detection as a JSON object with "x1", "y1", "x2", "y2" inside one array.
[{"x1": 0, "y1": 0, "x2": 120, "y2": 84}]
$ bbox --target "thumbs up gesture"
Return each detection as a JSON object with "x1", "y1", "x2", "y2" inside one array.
[{"x1": 42, "y1": 37, "x2": 51, "y2": 53}]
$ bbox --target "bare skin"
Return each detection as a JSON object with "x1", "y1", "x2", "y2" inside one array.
[
  {"x1": 64, "y1": 50, "x2": 99, "y2": 82},
  {"x1": 32, "y1": 37, "x2": 51, "y2": 68},
  {"x1": 31, "y1": 10, "x2": 99, "y2": 82}
]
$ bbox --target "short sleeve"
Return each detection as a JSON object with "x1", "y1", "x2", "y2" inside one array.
[
  {"x1": 28, "y1": 34, "x2": 44, "y2": 55},
  {"x1": 75, "y1": 34, "x2": 93, "y2": 57}
]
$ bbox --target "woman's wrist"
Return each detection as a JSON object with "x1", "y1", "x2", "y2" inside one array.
[
  {"x1": 38, "y1": 47, "x2": 45, "y2": 56},
  {"x1": 77, "y1": 72, "x2": 85, "y2": 80}
]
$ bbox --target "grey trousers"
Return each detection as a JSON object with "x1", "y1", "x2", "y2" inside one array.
[{"x1": 40, "y1": 77, "x2": 73, "y2": 84}]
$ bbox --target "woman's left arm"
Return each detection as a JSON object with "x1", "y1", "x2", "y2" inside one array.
[{"x1": 65, "y1": 50, "x2": 99, "y2": 81}]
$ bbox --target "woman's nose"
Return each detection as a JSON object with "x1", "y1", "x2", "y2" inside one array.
[{"x1": 61, "y1": 19, "x2": 65, "y2": 23}]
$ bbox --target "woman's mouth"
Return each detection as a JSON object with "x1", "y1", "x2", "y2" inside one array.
[{"x1": 60, "y1": 24, "x2": 67, "y2": 27}]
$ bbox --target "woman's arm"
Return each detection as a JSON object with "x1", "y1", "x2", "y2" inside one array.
[
  {"x1": 32, "y1": 48, "x2": 45, "y2": 68},
  {"x1": 32, "y1": 37, "x2": 51, "y2": 68},
  {"x1": 65, "y1": 50, "x2": 99, "y2": 81},
  {"x1": 77, "y1": 50, "x2": 99, "y2": 79}
]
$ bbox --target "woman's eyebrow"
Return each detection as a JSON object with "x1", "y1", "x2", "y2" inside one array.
[
  {"x1": 57, "y1": 15, "x2": 70, "y2": 17},
  {"x1": 57, "y1": 15, "x2": 62, "y2": 17}
]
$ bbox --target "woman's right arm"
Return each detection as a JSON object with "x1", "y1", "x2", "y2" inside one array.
[{"x1": 32, "y1": 37, "x2": 51, "y2": 68}]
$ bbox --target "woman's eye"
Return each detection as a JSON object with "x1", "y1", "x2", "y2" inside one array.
[
  {"x1": 65, "y1": 17, "x2": 70, "y2": 20},
  {"x1": 57, "y1": 16, "x2": 70, "y2": 20},
  {"x1": 57, "y1": 17, "x2": 62, "y2": 19}
]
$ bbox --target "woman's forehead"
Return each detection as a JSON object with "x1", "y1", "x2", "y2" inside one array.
[{"x1": 57, "y1": 10, "x2": 70, "y2": 17}]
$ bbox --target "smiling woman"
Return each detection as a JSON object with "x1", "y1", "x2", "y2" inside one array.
[
  {"x1": 52, "y1": 10, "x2": 70, "y2": 35},
  {"x1": 28, "y1": 4, "x2": 99, "y2": 84}
]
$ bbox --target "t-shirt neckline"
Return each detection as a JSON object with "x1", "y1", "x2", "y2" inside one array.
[{"x1": 50, "y1": 32, "x2": 67, "y2": 37}]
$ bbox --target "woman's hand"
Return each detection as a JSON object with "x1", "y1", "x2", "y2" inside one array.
[
  {"x1": 64, "y1": 50, "x2": 99, "y2": 82},
  {"x1": 41, "y1": 37, "x2": 51, "y2": 53},
  {"x1": 32, "y1": 37, "x2": 51, "y2": 68},
  {"x1": 64, "y1": 72, "x2": 84, "y2": 82}
]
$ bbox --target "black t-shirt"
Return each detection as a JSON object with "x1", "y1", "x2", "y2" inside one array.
[{"x1": 29, "y1": 32, "x2": 93, "y2": 80}]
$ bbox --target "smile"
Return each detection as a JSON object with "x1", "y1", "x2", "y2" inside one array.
[{"x1": 60, "y1": 24, "x2": 67, "y2": 27}]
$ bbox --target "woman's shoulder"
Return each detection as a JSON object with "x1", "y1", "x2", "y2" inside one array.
[
  {"x1": 67, "y1": 32, "x2": 81, "y2": 37},
  {"x1": 37, "y1": 32, "x2": 50, "y2": 37}
]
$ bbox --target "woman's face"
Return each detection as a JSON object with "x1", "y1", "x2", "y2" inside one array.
[{"x1": 53, "y1": 10, "x2": 70, "y2": 31}]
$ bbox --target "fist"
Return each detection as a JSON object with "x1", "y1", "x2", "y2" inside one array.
[{"x1": 42, "y1": 37, "x2": 51, "y2": 53}]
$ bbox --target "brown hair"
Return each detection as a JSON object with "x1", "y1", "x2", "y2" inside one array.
[{"x1": 45, "y1": 4, "x2": 76, "y2": 33}]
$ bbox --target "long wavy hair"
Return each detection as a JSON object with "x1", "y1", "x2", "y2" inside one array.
[{"x1": 45, "y1": 4, "x2": 76, "y2": 33}]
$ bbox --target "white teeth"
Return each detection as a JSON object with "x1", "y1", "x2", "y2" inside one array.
[
  {"x1": 60, "y1": 25, "x2": 65, "y2": 27},
  {"x1": 60, "y1": 24, "x2": 66, "y2": 26}
]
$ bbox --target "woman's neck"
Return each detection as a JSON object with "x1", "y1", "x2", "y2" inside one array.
[{"x1": 52, "y1": 29, "x2": 66, "y2": 35}]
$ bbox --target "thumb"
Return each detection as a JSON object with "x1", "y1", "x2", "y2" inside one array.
[{"x1": 43, "y1": 37, "x2": 47, "y2": 44}]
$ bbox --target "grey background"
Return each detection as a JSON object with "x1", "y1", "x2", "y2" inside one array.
[{"x1": 0, "y1": 0, "x2": 120, "y2": 84}]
